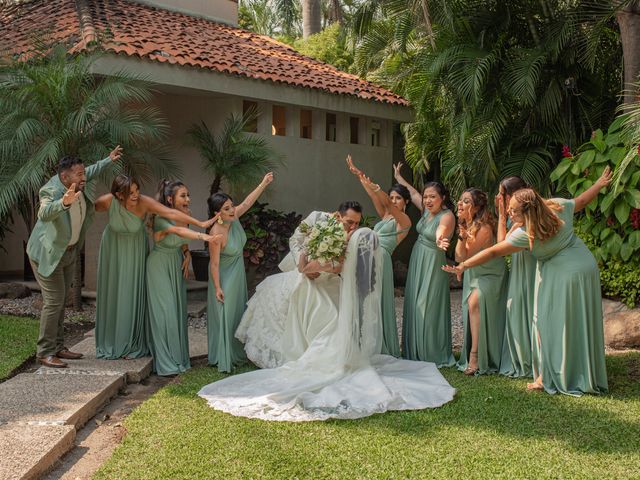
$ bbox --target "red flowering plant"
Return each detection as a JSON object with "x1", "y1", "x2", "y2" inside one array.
[{"x1": 550, "y1": 116, "x2": 640, "y2": 263}]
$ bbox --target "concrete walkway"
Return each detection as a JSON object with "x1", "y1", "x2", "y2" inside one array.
[{"x1": 0, "y1": 326, "x2": 208, "y2": 480}]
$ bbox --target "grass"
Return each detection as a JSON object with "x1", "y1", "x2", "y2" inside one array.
[
  {"x1": 94, "y1": 354, "x2": 640, "y2": 479},
  {"x1": 0, "y1": 315, "x2": 39, "y2": 380}
]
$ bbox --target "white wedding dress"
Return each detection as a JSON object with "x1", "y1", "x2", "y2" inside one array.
[{"x1": 198, "y1": 228, "x2": 456, "y2": 421}]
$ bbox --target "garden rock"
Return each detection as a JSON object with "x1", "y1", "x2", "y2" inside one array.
[
  {"x1": 604, "y1": 307, "x2": 640, "y2": 349},
  {"x1": 0, "y1": 282, "x2": 31, "y2": 299}
]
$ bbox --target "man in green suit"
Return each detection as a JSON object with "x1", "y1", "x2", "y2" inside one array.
[{"x1": 27, "y1": 146, "x2": 123, "y2": 368}]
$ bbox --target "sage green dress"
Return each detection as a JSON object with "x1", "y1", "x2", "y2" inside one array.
[
  {"x1": 499, "y1": 234, "x2": 537, "y2": 378},
  {"x1": 402, "y1": 210, "x2": 456, "y2": 367},
  {"x1": 207, "y1": 220, "x2": 248, "y2": 372},
  {"x1": 147, "y1": 217, "x2": 191, "y2": 376},
  {"x1": 507, "y1": 198, "x2": 608, "y2": 395},
  {"x1": 373, "y1": 217, "x2": 405, "y2": 357},
  {"x1": 96, "y1": 199, "x2": 149, "y2": 359},
  {"x1": 458, "y1": 247, "x2": 508, "y2": 374}
]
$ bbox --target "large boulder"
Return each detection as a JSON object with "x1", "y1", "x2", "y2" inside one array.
[
  {"x1": 0, "y1": 282, "x2": 31, "y2": 299},
  {"x1": 604, "y1": 301, "x2": 640, "y2": 349}
]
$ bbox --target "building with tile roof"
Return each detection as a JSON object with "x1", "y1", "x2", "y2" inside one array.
[{"x1": 0, "y1": 0, "x2": 413, "y2": 286}]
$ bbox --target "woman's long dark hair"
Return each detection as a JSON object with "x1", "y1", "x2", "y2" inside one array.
[
  {"x1": 207, "y1": 192, "x2": 232, "y2": 218},
  {"x1": 111, "y1": 174, "x2": 139, "y2": 202},
  {"x1": 500, "y1": 176, "x2": 528, "y2": 196},
  {"x1": 461, "y1": 188, "x2": 496, "y2": 238},
  {"x1": 156, "y1": 179, "x2": 186, "y2": 207},
  {"x1": 423, "y1": 181, "x2": 455, "y2": 211}
]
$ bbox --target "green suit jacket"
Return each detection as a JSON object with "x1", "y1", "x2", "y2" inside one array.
[{"x1": 27, "y1": 157, "x2": 114, "y2": 277}]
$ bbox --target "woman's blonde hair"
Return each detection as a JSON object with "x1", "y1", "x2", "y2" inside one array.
[{"x1": 512, "y1": 188, "x2": 563, "y2": 249}]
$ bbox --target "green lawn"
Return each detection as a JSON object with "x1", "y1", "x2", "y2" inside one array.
[
  {"x1": 0, "y1": 315, "x2": 39, "y2": 380},
  {"x1": 95, "y1": 354, "x2": 640, "y2": 479}
]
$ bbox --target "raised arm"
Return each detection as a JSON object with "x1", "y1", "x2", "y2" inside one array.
[
  {"x1": 443, "y1": 239, "x2": 523, "y2": 276},
  {"x1": 154, "y1": 226, "x2": 217, "y2": 243},
  {"x1": 574, "y1": 166, "x2": 612, "y2": 212},
  {"x1": 38, "y1": 184, "x2": 79, "y2": 221},
  {"x1": 140, "y1": 195, "x2": 214, "y2": 229},
  {"x1": 393, "y1": 162, "x2": 423, "y2": 211},
  {"x1": 85, "y1": 146, "x2": 122, "y2": 180},
  {"x1": 235, "y1": 172, "x2": 273, "y2": 218},
  {"x1": 346, "y1": 155, "x2": 387, "y2": 218}
]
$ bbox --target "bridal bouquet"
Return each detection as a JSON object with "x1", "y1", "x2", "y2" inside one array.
[{"x1": 300, "y1": 216, "x2": 348, "y2": 265}]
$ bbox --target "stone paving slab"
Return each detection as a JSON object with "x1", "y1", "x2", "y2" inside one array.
[
  {"x1": 0, "y1": 373, "x2": 124, "y2": 428},
  {"x1": 39, "y1": 337, "x2": 153, "y2": 383},
  {"x1": 0, "y1": 423, "x2": 75, "y2": 480},
  {"x1": 188, "y1": 326, "x2": 208, "y2": 359}
]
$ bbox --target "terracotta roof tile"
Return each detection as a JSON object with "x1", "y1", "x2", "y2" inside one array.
[{"x1": 1, "y1": 0, "x2": 408, "y2": 107}]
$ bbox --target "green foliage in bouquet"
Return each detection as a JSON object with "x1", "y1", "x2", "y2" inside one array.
[{"x1": 550, "y1": 116, "x2": 640, "y2": 263}]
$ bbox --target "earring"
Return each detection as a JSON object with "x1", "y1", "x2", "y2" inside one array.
[{"x1": 217, "y1": 217, "x2": 224, "y2": 225}]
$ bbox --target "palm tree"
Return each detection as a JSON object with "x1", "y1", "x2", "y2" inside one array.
[
  {"x1": 348, "y1": 0, "x2": 621, "y2": 197},
  {"x1": 0, "y1": 45, "x2": 174, "y2": 308},
  {"x1": 187, "y1": 107, "x2": 281, "y2": 217}
]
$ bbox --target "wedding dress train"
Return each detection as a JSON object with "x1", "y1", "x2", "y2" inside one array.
[{"x1": 199, "y1": 229, "x2": 456, "y2": 421}]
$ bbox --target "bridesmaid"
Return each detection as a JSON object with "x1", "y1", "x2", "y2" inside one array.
[
  {"x1": 443, "y1": 188, "x2": 507, "y2": 375},
  {"x1": 147, "y1": 180, "x2": 218, "y2": 376},
  {"x1": 395, "y1": 165, "x2": 456, "y2": 366},
  {"x1": 207, "y1": 173, "x2": 274, "y2": 372},
  {"x1": 346, "y1": 156, "x2": 411, "y2": 357},
  {"x1": 496, "y1": 176, "x2": 537, "y2": 378},
  {"x1": 94, "y1": 175, "x2": 215, "y2": 360},
  {"x1": 443, "y1": 167, "x2": 611, "y2": 395}
]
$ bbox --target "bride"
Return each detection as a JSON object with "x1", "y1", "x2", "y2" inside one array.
[{"x1": 198, "y1": 227, "x2": 456, "y2": 421}]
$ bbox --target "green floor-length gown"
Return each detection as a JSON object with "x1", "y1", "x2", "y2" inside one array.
[
  {"x1": 146, "y1": 217, "x2": 191, "y2": 376},
  {"x1": 499, "y1": 243, "x2": 537, "y2": 377},
  {"x1": 373, "y1": 217, "x2": 404, "y2": 357},
  {"x1": 96, "y1": 199, "x2": 149, "y2": 359},
  {"x1": 507, "y1": 198, "x2": 608, "y2": 395},
  {"x1": 207, "y1": 220, "x2": 248, "y2": 373},
  {"x1": 458, "y1": 251, "x2": 508, "y2": 374},
  {"x1": 402, "y1": 210, "x2": 456, "y2": 367}
]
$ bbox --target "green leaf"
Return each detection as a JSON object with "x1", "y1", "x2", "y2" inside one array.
[
  {"x1": 607, "y1": 147, "x2": 626, "y2": 164},
  {"x1": 625, "y1": 189, "x2": 640, "y2": 208},
  {"x1": 550, "y1": 158, "x2": 572, "y2": 182},
  {"x1": 629, "y1": 231, "x2": 640, "y2": 249},
  {"x1": 600, "y1": 227, "x2": 612, "y2": 241},
  {"x1": 620, "y1": 242, "x2": 633, "y2": 261},
  {"x1": 608, "y1": 233, "x2": 623, "y2": 257},
  {"x1": 614, "y1": 201, "x2": 630, "y2": 224},
  {"x1": 568, "y1": 177, "x2": 585, "y2": 195},
  {"x1": 605, "y1": 132, "x2": 620, "y2": 146},
  {"x1": 576, "y1": 150, "x2": 595, "y2": 170},
  {"x1": 591, "y1": 130, "x2": 606, "y2": 153},
  {"x1": 601, "y1": 194, "x2": 615, "y2": 214}
]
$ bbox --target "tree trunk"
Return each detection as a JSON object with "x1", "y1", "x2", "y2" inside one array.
[
  {"x1": 420, "y1": 0, "x2": 436, "y2": 50},
  {"x1": 302, "y1": 0, "x2": 322, "y2": 38},
  {"x1": 616, "y1": 1, "x2": 640, "y2": 104},
  {"x1": 329, "y1": 0, "x2": 342, "y2": 24}
]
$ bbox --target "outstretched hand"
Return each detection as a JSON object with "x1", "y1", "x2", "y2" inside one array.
[
  {"x1": 346, "y1": 155, "x2": 364, "y2": 177},
  {"x1": 201, "y1": 212, "x2": 222, "y2": 229},
  {"x1": 109, "y1": 145, "x2": 123, "y2": 162},
  {"x1": 62, "y1": 183, "x2": 82, "y2": 207},
  {"x1": 261, "y1": 172, "x2": 274, "y2": 187},
  {"x1": 495, "y1": 192, "x2": 506, "y2": 219},
  {"x1": 436, "y1": 234, "x2": 450, "y2": 252},
  {"x1": 596, "y1": 166, "x2": 612, "y2": 189},
  {"x1": 442, "y1": 263, "x2": 463, "y2": 282},
  {"x1": 393, "y1": 162, "x2": 404, "y2": 181}
]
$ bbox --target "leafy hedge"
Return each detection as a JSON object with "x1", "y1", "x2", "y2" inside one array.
[{"x1": 551, "y1": 115, "x2": 640, "y2": 307}]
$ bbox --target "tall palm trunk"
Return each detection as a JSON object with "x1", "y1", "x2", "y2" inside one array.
[
  {"x1": 617, "y1": 1, "x2": 640, "y2": 104},
  {"x1": 303, "y1": 0, "x2": 322, "y2": 38}
]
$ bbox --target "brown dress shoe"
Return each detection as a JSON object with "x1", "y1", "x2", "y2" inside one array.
[
  {"x1": 57, "y1": 348, "x2": 84, "y2": 360},
  {"x1": 39, "y1": 355, "x2": 68, "y2": 368}
]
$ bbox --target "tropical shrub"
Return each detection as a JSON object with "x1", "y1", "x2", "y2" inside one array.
[
  {"x1": 293, "y1": 23, "x2": 354, "y2": 72},
  {"x1": 240, "y1": 202, "x2": 302, "y2": 275},
  {"x1": 550, "y1": 116, "x2": 640, "y2": 263}
]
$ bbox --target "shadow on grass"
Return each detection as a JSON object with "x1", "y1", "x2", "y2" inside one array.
[{"x1": 163, "y1": 353, "x2": 640, "y2": 457}]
